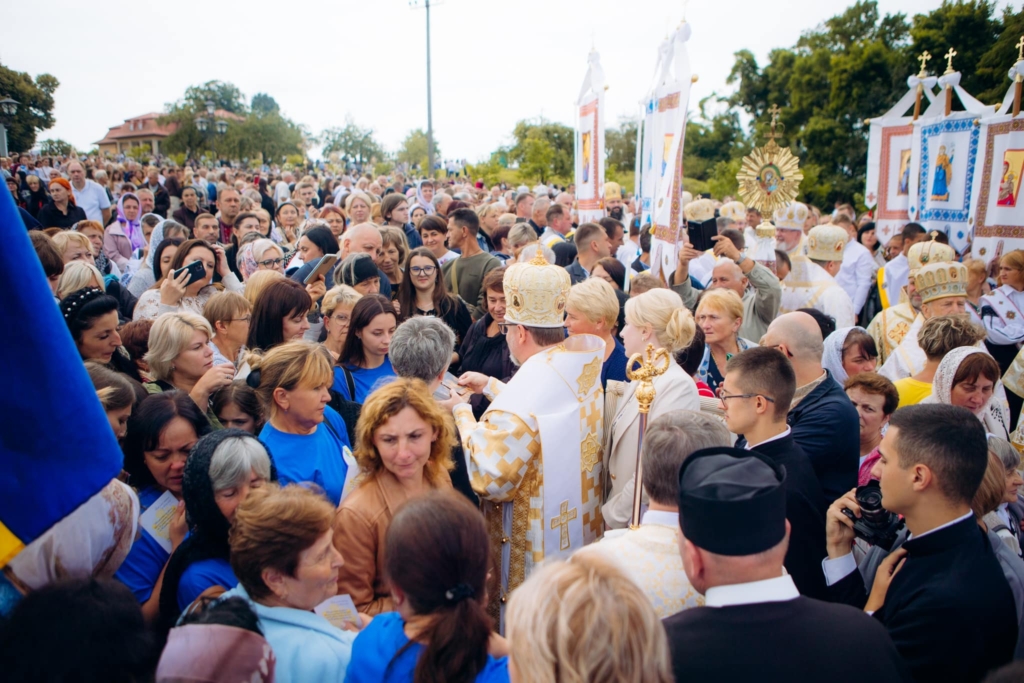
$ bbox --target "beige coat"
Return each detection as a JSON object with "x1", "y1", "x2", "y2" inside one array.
[{"x1": 602, "y1": 360, "x2": 699, "y2": 529}]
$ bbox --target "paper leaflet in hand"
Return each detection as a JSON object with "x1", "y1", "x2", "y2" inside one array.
[
  {"x1": 138, "y1": 489, "x2": 179, "y2": 554},
  {"x1": 314, "y1": 593, "x2": 360, "y2": 628}
]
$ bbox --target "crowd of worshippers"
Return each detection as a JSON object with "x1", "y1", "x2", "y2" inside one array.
[{"x1": 8, "y1": 153, "x2": 1024, "y2": 683}]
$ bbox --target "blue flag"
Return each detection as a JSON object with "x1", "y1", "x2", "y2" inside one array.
[{"x1": 0, "y1": 187, "x2": 124, "y2": 567}]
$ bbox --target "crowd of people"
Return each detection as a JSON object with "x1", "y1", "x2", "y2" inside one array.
[{"x1": 6, "y1": 149, "x2": 1024, "y2": 682}]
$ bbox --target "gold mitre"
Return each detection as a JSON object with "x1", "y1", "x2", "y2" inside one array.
[
  {"x1": 719, "y1": 200, "x2": 747, "y2": 222},
  {"x1": 772, "y1": 201, "x2": 808, "y2": 232},
  {"x1": 807, "y1": 224, "x2": 848, "y2": 262},
  {"x1": 908, "y1": 234, "x2": 955, "y2": 276},
  {"x1": 604, "y1": 181, "x2": 623, "y2": 201},
  {"x1": 914, "y1": 261, "x2": 968, "y2": 304},
  {"x1": 503, "y1": 252, "x2": 570, "y2": 328},
  {"x1": 684, "y1": 198, "x2": 715, "y2": 222}
]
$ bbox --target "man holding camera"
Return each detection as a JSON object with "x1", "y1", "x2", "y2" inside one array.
[{"x1": 823, "y1": 404, "x2": 1016, "y2": 681}]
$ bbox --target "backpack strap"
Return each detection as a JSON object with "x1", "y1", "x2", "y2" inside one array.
[{"x1": 342, "y1": 365, "x2": 357, "y2": 402}]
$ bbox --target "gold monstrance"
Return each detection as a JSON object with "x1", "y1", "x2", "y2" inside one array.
[
  {"x1": 626, "y1": 343, "x2": 670, "y2": 529},
  {"x1": 736, "y1": 104, "x2": 804, "y2": 220}
]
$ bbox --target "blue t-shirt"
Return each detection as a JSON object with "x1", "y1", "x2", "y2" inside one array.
[
  {"x1": 345, "y1": 612, "x2": 509, "y2": 683},
  {"x1": 177, "y1": 557, "x2": 237, "y2": 612},
  {"x1": 115, "y1": 486, "x2": 171, "y2": 602},
  {"x1": 601, "y1": 339, "x2": 629, "y2": 389},
  {"x1": 332, "y1": 357, "x2": 397, "y2": 403},
  {"x1": 259, "y1": 405, "x2": 351, "y2": 506}
]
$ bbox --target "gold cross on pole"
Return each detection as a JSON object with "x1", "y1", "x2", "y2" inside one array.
[
  {"x1": 944, "y1": 47, "x2": 957, "y2": 74},
  {"x1": 1016, "y1": 35, "x2": 1024, "y2": 62},
  {"x1": 917, "y1": 50, "x2": 931, "y2": 77},
  {"x1": 767, "y1": 103, "x2": 782, "y2": 140},
  {"x1": 550, "y1": 500, "x2": 578, "y2": 551}
]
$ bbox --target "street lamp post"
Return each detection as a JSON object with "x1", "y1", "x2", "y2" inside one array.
[
  {"x1": 0, "y1": 97, "x2": 19, "y2": 158},
  {"x1": 194, "y1": 100, "x2": 227, "y2": 163},
  {"x1": 409, "y1": 0, "x2": 437, "y2": 177}
]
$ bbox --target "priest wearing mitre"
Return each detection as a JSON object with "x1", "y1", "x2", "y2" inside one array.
[
  {"x1": 772, "y1": 201, "x2": 809, "y2": 257},
  {"x1": 779, "y1": 223, "x2": 856, "y2": 328},
  {"x1": 866, "y1": 237, "x2": 955, "y2": 363},
  {"x1": 443, "y1": 252, "x2": 606, "y2": 629}
]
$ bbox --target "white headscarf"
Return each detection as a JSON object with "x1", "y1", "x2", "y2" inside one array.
[
  {"x1": 925, "y1": 346, "x2": 1010, "y2": 437},
  {"x1": 822, "y1": 326, "x2": 868, "y2": 386}
]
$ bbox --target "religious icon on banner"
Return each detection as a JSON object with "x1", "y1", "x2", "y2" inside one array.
[
  {"x1": 898, "y1": 149, "x2": 912, "y2": 195},
  {"x1": 662, "y1": 134, "x2": 673, "y2": 175},
  {"x1": 581, "y1": 132, "x2": 592, "y2": 184},
  {"x1": 997, "y1": 150, "x2": 1024, "y2": 207},
  {"x1": 930, "y1": 143, "x2": 954, "y2": 201}
]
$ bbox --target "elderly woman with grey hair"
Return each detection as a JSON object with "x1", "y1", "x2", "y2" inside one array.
[
  {"x1": 390, "y1": 316, "x2": 478, "y2": 505},
  {"x1": 985, "y1": 436, "x2": 1024, "y2": 559}
]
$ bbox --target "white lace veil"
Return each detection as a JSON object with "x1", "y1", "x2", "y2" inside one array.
[{"x1": 822, "y1": 326, "x2": 866, "y2": 386}]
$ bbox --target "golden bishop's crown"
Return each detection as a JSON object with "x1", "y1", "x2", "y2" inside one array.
[
  {"x1": 503, "y1": 252, "x2": 571, "y2": 329},
  {"x1": 908, "y1": 233, "x2": 956, "y2": 276},
  {"x1": 914, "y1": 261, "x2": 968, "y2": 304}
]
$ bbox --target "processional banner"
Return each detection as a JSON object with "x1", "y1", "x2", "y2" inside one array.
[
  {"x1": 865, "y1": 78, "x2": 937, "y2": 246},
  {"x1": 970, "y1": 61, "x2": 1024, "y2": 276},
  {"x1": 576, "y1": 51, "x2": 606, "y2": 225},
  {"x1": 640, "y1": 23, "x2": 693, "y2": 279}
]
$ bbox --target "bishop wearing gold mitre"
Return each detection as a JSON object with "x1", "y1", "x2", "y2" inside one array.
[
  {"x1": 446, "y1": 252, "x2": 606, "y2": 629},
  {"x1": 866, "y1": 236, "x2": 955, "y2": 363}
]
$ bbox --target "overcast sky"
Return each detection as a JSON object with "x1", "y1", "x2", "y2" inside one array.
[{"x1": 3, "y1": 0, "x2": 1010, "y2": 162}]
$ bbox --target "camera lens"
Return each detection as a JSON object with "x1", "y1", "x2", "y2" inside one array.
[{"x1": 856, "y1": 484, "x2": 885, "y2": 525}]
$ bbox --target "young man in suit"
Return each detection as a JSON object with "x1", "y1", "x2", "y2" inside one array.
[
  {"x1": 721, "y1": 346, "x2": 828, "y2": 599},
  {"x1": 664, "y1": 447, "x2": 909, "y2": 683},
  {"x1": 824, "y1": 404, "x2": 1017, "y2": 682}
]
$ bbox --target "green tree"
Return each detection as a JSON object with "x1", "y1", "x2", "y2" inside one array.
[
  {"x1": 0, "y1": 63, "x2": 58, "y2": 152},
  {"x1": 508, "y1": 118, "x2": 574, "y2": 182},
  {"x1": 606, "y1": 118, "x2": 638, "y2": 173},
  {"x1": 908, "y1": 1, "x2": 1000, "y2": 100},
  {"x1": 321, "y1": 117, "x2": 384, "y2": 167},
  {"x1": 517, "y1": 130, "x2": 556, "y2": 183},
  {"x1": 224, "y1": 112, "x2": 305, "y2": 163},
  {"x1": 397, "y1": 128, "x2": 440, "y2": 173},
  {"x1": 38, "y1": 138, "x2": 74, "y2": 156},
  {"x1": 181, "y1": 80, "x2": 247, "y2": 115},
  {"x1": 250, "y1": 93, "x2": 280, "y2": 115},
  {"x1": 956, "y1": 3, "x2": 1024, "y2": 104}
]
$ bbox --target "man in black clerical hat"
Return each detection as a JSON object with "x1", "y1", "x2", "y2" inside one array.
[{"x1": 663, "y1": 447, "x2": 910, "y2": 683}]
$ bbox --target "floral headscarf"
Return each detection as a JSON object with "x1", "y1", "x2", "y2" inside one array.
[
  {"x1": 237, "y1": 241, "x2": 259, "y2": 281},
  {"x1": 414, "y1": 180, "x2": 436, "y2": 215},
  {"x1": 116, "y1": 192, "x2": 145, "y2": 251}
]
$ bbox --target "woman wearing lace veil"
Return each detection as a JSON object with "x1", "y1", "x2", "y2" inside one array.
[{"x1": 923, "y1": 346, "x2": 1011, "y2": 437}]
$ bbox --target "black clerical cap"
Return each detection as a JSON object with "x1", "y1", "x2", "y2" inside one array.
[{"x1": 676, "y1": 447, "x2": 787, "y2": 556}]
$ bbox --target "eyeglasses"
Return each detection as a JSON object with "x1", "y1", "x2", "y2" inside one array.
[
  {"x1": 497, "y1": 322, "x2": 518, "y2": 335},
  {"x1": 258, "y1": 258, "x2": 284, "y2": 267},
  {"x1": 410, "y1": 265, "x2": 437, "y2": 276},
  {"x1": 718, "y1": 391, "x2": 775, "y2": 404},
  {"x1": 229, "y1": 315, "x2": 251, "y2": 323}
]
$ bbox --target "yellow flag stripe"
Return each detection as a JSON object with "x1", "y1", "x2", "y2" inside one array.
[{"x1": 0, "y1": 522, "x2": 26, "y2": 569}]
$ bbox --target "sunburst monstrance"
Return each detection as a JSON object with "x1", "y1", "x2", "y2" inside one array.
[{"x1": 736, "y1": 104, "x2": 803, "y2": 218}]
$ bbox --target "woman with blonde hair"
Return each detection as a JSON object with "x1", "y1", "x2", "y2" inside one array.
[
  {"x1": 333, "y1": 378, "x2": 455, "y2": 615},
  {"x1": 249, "y1": 340, "x2": 353, "y2": 506},
  {"x1": 507, "y1": 223, "x2": 537, "y2": 261},
  {"x1": 58, "y1": 261, "x2": 105, "y2": 300},
  {"x1": 506, "y1": 552, "x2": 672, "y2": 683},
  {"x1": 565, "y1": 277, "x2": 627, "y2": 388},
  {"x1": 345, "y1": 191, "x2": 373, "y2": 226},
  {"x1": 144, "y1": 312, "x2": 236, "y2": 426},
  {"x1": 695, "y1": 288, "x2": 756, "y2": 395},
  {"x1": 243, "y1": 269, "x2": 285, "y2": 308},
  {"x1": 51, "y1": 230, "x2": 94, "y2": 265},
  {"x1": 321, "y1": 284, "x2": 362, "y2": 361},
  {"x1": 964, "y1": 258, "x2": 989, "y2": 319},
  {"x1": 604, "y1": 288, "x2": 700, "y2": 529}
]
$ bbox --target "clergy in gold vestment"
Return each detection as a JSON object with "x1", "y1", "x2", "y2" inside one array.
[
  {"x1": 578, "y1": 410, "x2": 732, "y2": 618},
  {"x1": 446, "y1": 253, "x2": 605, "y2": 629},
  {"x1": 868, "y1": 237, "x2": 956, "y2": 364}
]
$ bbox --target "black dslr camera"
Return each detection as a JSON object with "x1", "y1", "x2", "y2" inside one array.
[{"x1": 841, "y1": 482, "x2": 905, "y2": 551}]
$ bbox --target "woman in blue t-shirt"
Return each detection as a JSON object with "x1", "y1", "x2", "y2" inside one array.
[
  {"x1": 333, "y1": 294, "x2": 398, "y2": 403},
  {"x1": 117, "y1": 391, "x2": 212, "y2": 622},
  {"x1": 345, "y1": 492, "x2": 509, "y2": 683},
  {"x1": 158, "y1": 428, "x2": 276, "y2": 633},
  {"x1": 253, "y1": 340, "x2": 353, "y2": 506}
]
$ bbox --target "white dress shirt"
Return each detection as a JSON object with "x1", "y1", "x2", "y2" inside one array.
[
  {"x1": 835, "y1": 239, "x2": 877, "y2": 314},
  {"x1": 743, "y1": 427, "x2": 792, "y2": 451},
  {"x1": 705, "y1": 573, "x2": 800, "y2": 607},
  {"x1": 883, "y1": 254, "x2": 909, "y2": 307}
]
